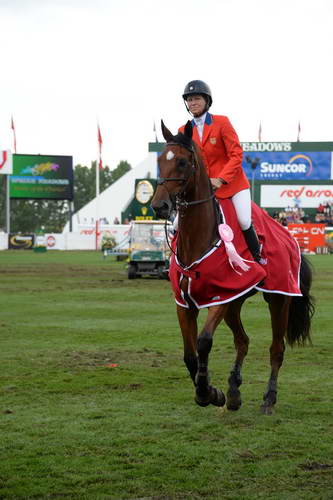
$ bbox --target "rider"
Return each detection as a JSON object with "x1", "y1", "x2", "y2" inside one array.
[{"x1": 179, "y1": 79, "x2": 262, "y2": 263}]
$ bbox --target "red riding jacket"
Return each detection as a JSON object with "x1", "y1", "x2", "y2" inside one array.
[{"x1": 179, "y1": 113, "x2": 249, "y2": 199}]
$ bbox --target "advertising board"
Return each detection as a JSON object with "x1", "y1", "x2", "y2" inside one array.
[
  {"x1": 8, "y1": 234, "x2": 35, "y2": 249},
  {"x1": 10, "y1": 154, "x2": 73, "y2": 200},
  {"x1": 242, "y1": 151, "x2": 333, "y2": 181},
  {"x1": 288, "y1": 223, "x2": 326, "y2": 252},
  {"x1": 260, "y1": 185, "x2": 333, "y2": 208}
]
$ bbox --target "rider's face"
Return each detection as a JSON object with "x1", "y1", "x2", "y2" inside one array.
[{"x1": 186, "y1": 94, "x2": 206, "y2": 117}]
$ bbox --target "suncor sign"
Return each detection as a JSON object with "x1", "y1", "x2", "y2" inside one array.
[{"x1": 242, "y1": 151, "x2": 332, "y2": 180}]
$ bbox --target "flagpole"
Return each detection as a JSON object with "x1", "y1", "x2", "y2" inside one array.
[
  {"x1": 297, "y1": 121, "x2": 301, "y2": 142},
  {"x1": 6, "y1": 174, "x2": 10, "y2": 234},
  {"x1": 96, "y1": 123, "x2": 102, "y2": 250},
  {"x1": 96, "y1": 153, "x2": 100, "y2": 251},
  {"x1": 7, "y1": 115, "x2": 16, "y2": 236}
]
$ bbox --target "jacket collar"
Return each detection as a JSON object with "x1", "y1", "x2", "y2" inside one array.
[{"x1": 191, "y1": 112, "x2": 213, "y2": 128}]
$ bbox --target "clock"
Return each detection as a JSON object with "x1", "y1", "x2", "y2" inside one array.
[{"x1": 135, "y1": 180, "x2": 154, "y2": 204}]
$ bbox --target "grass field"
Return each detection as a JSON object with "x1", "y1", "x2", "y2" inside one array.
[{"x1": 0, "y1": 250, "x2": 332, "y2": 499}]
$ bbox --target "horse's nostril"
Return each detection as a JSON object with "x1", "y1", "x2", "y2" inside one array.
[{"x1": 151, "y1": 200, "x2": 171, "y2": 219}]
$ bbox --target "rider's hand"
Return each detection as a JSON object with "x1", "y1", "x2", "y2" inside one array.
[{"x1": 210, "y1": 178, "x2": 226, "y2": 191}]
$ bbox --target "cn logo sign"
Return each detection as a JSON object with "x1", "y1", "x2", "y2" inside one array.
[{"x1": 0, "y1": 150, "x2": 13, "y2": 174}]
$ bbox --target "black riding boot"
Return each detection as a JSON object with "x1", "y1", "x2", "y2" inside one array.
[{"x1": 242, "y1": 224, "x2": 261, "y2": 263}]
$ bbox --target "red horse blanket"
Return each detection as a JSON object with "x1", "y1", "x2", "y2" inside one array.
[{"x1": 169, "y1": 199, "x2": 302, "y2": 309}]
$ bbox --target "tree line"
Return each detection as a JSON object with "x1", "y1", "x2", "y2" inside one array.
[{"x1": 0, "y1": 160, "x2": 131, "y2": 233}]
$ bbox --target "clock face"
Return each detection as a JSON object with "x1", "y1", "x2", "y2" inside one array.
[{"x1": 135, "y1": 180, "x2": 154, "y2": 204}]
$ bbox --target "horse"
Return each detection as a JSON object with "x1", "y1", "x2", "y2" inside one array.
[{"x1": 151, "y1": 120, "x2": 315, "y2": 415}]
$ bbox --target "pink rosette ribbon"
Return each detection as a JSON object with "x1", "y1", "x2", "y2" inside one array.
[{"x1": 218, "y1": 223, "x2": 252, "y2": 275}]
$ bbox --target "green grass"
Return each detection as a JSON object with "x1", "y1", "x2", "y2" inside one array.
[{"x1": 0, "y1": 251, "x2": 332, "y2": 499}]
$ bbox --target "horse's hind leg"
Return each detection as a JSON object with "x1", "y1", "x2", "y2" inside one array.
[
  {"x1": 261, "y1": 294, "x2": 291, "y2": 415},
  {"x1": 224, "y1": 297, "x2": 249, "y2": 411},
  {"x1": 195, "y1": 305, "x2": 227, "y2": 408}
]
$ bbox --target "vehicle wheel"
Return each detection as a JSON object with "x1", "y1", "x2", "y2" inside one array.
[{"x1": 128, "y1": 264, "x2": 137, "y2": 279}]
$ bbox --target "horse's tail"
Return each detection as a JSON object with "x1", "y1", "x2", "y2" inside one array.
[{"x1": 286, "y1": 254, "x2": 315, "y2": 347}]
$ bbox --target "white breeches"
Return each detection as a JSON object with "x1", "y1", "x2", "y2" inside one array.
[{"x1": 231, "y1": 189, "x2": 252, "y2": 230}]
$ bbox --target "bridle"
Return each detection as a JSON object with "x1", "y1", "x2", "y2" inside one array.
[
  {"x1": 157, "y1": 140, "x2": 222, "y2": 258},
  {"x1": 157, "y1": 141, "x2": 215, "y2": 211}
]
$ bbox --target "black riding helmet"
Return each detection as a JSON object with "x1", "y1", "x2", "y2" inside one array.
[{"x1": 182, "y1": 80, "x2": 213, "y2": 114}]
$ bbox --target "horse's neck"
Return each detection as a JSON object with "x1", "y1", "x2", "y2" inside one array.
[{"x1": 177, "y1": 173, "x2": 218, "y2": 267}]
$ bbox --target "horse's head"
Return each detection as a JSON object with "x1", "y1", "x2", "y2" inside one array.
[{"x1": 151, "y1": 120, "x2": 195, "y2": 220}]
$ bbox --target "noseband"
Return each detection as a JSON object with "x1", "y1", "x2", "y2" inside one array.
[{"x1": 157, "y1": 142, "x2": 215, "y2": 210}]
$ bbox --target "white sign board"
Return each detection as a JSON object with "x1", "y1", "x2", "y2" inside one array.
[
  {"x1": 0, "y1": 150, "x2": 13, "y2": 174},
  {"x1": 260, "y1": 184, "x2": 333, "y2": 208}
]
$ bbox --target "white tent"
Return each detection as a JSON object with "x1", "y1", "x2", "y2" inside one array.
[{"x1": 63, "y1": 153, "x2": 157, "y2": 233}]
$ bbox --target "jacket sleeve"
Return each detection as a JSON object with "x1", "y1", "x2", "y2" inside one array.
[{"x1": 218, "y1": 117, "x2": 243, "y2": 184}]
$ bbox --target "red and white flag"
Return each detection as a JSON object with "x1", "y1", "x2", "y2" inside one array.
[
  {"x1": 258, "y1": 121, "x2": 262, "y2": 142},
  {"x1": 97, "y1": 123, "x2": 103, "y2": 169},
  {"x1": 297, "y1": 121, "x2": 301, "y2": 142},
  {"x1": 11, "y1": 115, "x2": 17, "y2": 153}
]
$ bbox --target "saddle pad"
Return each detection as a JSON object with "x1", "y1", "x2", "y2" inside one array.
[{"x1": 169, "y1": 199, "x2": 301, "y2": 309}]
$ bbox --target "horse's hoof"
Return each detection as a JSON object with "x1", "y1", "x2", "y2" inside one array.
[
  {"x1": 194, "y1": 394, "x2": 211, "y2": 407},
  {"x1": 195, "y1": 387, "x2": 225, "y2": 407},
  {"x1": 260, "y1": 403, "x2": 274, "y2": 415},
  {"x1": 226, "y1": 388, "x2": 242, "y2": 411},
  {"x1": 210, "y1": 387, "x2": 226, "y2": 407}
]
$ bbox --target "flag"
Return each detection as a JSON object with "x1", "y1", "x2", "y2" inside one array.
[
  {"x1": 297, "y1": 121, "x2": 301, "y2": 142},
  {"x1": 258, "y1": 121, "x2": 262, "y2": 142},
  {"x1": 97, "y1": 123, "x2": 103, "y2": 169},
  {"x1": 153, "y1": 121, "x2": 158, "y2": 142},
  {"x1": 11, "y1": 115, "x2": 17, "y2": 153}
]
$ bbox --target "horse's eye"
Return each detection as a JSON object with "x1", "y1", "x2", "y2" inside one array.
[{"x1": 177, "y1": 158, "x2": 187, "y2": 169}]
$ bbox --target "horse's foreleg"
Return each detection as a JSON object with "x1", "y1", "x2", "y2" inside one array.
[
  {"x1": 195, "y1": 305, "x2": 227, "y2": 407},
  {"x1": 224, "y1": 297, "x2": 249, "y2": 411},
  {"x1": 177, "y1": 305, "x2": 199, "y2": 385},
  {"x1": 261, "y1": 294, "x2": 291, "y2": 415}
]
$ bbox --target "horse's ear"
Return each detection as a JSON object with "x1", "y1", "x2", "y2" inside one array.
[
  {"x1": 184, "y1": 120, "x2": 193, "y2": 140},
  {"x1": 161, "y1": 120, "x2": 174, "y2": 143}
]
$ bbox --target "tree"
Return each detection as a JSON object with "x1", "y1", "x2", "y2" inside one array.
[
  {"x1": 10, "y1": 199, "x2": 69, "y2": 233},
  {"x1": 73, "y1": 161, "x2": 131, "y2": 213}
]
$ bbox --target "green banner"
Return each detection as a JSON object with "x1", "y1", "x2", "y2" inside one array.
[{"x1": 10, "y1": 154, "x2": 73, "y2": 200}]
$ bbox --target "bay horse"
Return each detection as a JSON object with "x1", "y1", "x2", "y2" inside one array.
[{"x1": 151, "y1": 120, "x2": 315, "y2": 414}]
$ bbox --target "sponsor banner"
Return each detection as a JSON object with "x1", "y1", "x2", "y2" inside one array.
[
  {"x1": 77, "y1": 224, "x2": 130, "y2": 243},
  {"x1": 45, "y1": 233, "x2": 65, "y2": 250},
  {"x1": 288, "y1": 223, "x2": 326, "y2": 252},
  {"x1": 10, "y1": 154, "x2": 73, "y2": 200},
  {"x1": 242, "y1": 151, "x2": 332, "y2": 181},
  {"x1": 260, "y1": 185, "x2": 333, "y2": 208},
  {"x1": 0, "y1": 150, "x2": 13, "y2": 174},
  {"x1": 8, "y1": 233, "x2": 35, "y2": 249}
]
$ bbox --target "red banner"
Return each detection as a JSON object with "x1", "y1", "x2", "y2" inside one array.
[{"x1": 288, "y1": 223, "x2": 326, "y2": 252}]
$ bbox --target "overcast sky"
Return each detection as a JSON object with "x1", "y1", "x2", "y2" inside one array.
[{"x1": 0, "y1": 0, "x2": 332, "y2": 171}]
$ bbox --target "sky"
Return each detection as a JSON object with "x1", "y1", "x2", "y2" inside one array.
[{"x1": 0, "y1": 0, "x2": 332, "y2": 171}]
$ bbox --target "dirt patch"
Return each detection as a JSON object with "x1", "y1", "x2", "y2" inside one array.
[
  {"x1": 299, "y1": 462, "x2": 333, "y2": 471},
  {"x1": 58, "y1": 349, "x2": 167, "y2": 370}
]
